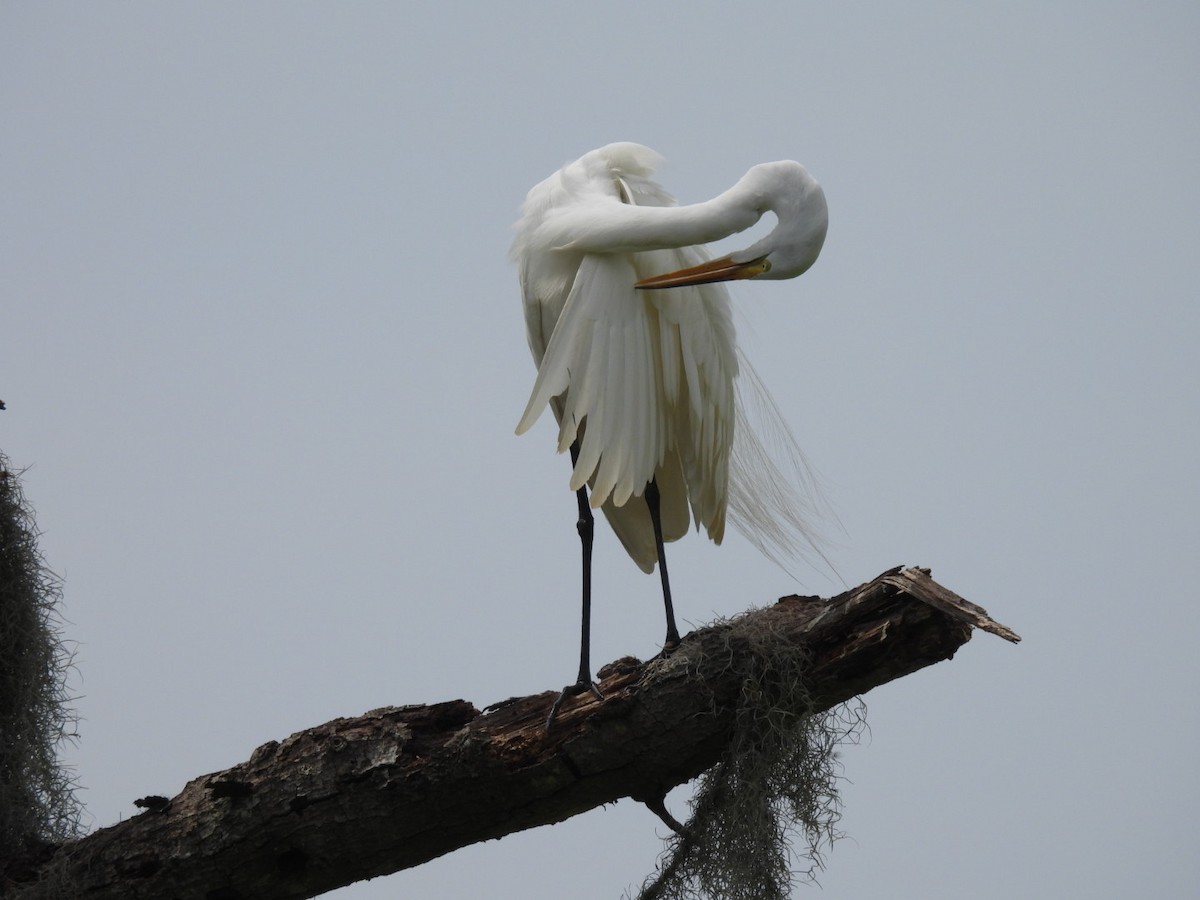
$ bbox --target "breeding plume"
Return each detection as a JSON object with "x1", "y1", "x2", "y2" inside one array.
[{"x1": 513, "y1": 143, "x2": 829, "y2": 724}]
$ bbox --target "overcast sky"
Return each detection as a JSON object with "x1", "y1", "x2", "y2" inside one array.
[{"x1": 2, "y1": 3, "x2": 1197, "y2": 897}]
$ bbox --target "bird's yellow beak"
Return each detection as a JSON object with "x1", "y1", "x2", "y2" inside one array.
[{"x1": 634, "y1": 254, "x2": 771, "y2": 290}]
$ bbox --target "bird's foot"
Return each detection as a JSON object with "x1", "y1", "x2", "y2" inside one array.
[
  {"x1": 652, "y1": 635, "x2": 682, "y2": 662},
  {"x1": 545, "y1": 679, "x2": 604, "y2": 730}
]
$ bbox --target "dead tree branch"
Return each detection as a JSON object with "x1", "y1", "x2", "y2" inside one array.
[{"x1": 1, "y1": 566, "x2": 1018, "y2": 900}]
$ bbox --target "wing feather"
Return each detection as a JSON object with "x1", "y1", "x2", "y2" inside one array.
[
  {"x1": 641, "y1": 247, "x2": 738, "y2": 543},
  {"x1": 519, "y1": 253, "x2": 665, "y2": 510}
]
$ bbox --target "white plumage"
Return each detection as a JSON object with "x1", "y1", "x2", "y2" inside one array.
[{"x1": 514, "y1": 143, "x2": 829, "y2": 574}]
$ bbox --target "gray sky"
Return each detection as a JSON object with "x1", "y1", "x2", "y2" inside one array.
[{"x1": 3, "y1": 3, "x2": 1197, "y2": 897}]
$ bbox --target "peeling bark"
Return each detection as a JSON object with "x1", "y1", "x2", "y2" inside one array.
[{"x1": 0, "y1": 567, "x2": 1018, "y2": 900}]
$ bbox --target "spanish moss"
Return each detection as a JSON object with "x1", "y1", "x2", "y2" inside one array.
[{"x1": 0, "y1": 453, "x2": 84, "y2": 860}]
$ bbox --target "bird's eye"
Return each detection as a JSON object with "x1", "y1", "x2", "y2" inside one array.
[{"x1": 761, "y1": 259, "x2": 772, "y2": 272}]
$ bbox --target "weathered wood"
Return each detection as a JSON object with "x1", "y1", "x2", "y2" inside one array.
[{"x1": 1, "y1": 567, "x2": 1017, "y2": 900}]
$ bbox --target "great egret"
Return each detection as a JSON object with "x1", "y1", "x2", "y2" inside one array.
[{"x1": 513, "y1": 143, "x2": 828, "y2": 725}]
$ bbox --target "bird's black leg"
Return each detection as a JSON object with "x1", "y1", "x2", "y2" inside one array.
[
  {"x1": 645, "y1": 479, "x2": 681, "y2": 649},
  {"x1": 546, "y1": 442, "x2": 605, "y2": 730}
]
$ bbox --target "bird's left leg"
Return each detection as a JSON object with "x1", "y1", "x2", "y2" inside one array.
[
  {"x1": 546, "y1": 442, "x2": 605, "y2": 729},
  {"x1": 645, "y1": 479, "x2": 681, "y2": 649}
]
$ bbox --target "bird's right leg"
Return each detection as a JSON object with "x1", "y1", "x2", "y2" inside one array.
[
  {"x1": 546, "y1": 442, "x2": 605, "y2": 729},
  {"x1": 645, "y1": 478, "x2": 681, "y2": 650}
]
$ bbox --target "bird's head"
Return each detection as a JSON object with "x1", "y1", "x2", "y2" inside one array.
[{"x1": 635, "y1": 160, "x2": 828, "y2": 290}]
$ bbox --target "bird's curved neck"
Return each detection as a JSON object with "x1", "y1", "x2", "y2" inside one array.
[{"x1": 546, "y1": 186, "x2": 762, "y2": 255}]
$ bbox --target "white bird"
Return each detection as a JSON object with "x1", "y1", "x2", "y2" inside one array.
[{"x1": 513, "y1": 143, "x2": 829, "y2": 725}]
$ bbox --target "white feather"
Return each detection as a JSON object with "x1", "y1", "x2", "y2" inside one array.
[{"x1": 513, "y1": 143, "x2": 830, "y2": 575}]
